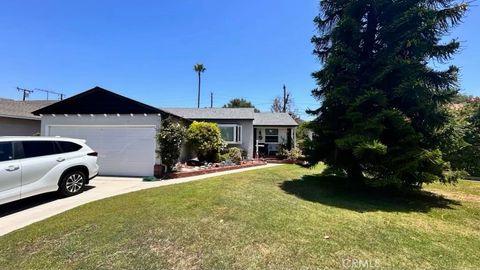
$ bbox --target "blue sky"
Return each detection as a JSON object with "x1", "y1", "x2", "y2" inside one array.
[{"x1": 0, "y1": 1, "x2": 478, "y2": 120}]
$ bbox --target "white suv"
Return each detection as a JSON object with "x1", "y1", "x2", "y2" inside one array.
[{"x1": 0, "y1": 137, "x2": 99, "y2": 205}]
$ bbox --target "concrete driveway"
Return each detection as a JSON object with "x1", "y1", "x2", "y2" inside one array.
[{"x1": 0, "y1": 164, "x2": 281, "y2": 236}]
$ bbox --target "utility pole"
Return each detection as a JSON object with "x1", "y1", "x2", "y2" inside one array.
[
  {"x1": 17, "y1": 87, "x2": 34, "y2": 101},
  {"x1": 282, "y1": 85, "x2": 290, "y2": 113},
  {"x1": 210, "y1": 92, "x2": 213, "y2": 108}
]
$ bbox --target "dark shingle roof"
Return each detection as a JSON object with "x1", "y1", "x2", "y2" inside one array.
[
  {"x1": 0, "y1": 99, "x2": 56, "y2": 120},
  {"x1": 33, "y1": 87, "x2": 165, "y2": 115},
  {"x1": 253, "y1": 112, "x2": 298, "y2": 126},
  {"x1": 160, "y1": 108, "x2": 255, "y2": 120}
]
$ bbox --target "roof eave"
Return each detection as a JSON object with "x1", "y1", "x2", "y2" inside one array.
[
  {"x1": 0, "y1": 114, "x2": 40, "y2": 120},
  {"x1": 187, "y1": 118, "x2": 255, "y2": 120},
  {"x1": 253, "y1": 124, "x2": 298, "y2": 127}
]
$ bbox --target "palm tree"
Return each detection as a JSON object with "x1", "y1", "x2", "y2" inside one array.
[{"x1": 193, "y1": 63, "x2": 206, "y2": 108}]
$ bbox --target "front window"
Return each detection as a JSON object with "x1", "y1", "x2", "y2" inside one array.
[
  {"x1": 265, "y1": 129, "x2": 279, "y2": 143},
  {"x1": 219, "y1": 125, "x2": 242, "y2": 144}
]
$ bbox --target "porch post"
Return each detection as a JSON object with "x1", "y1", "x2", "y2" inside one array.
[
  {"x1": 293, "y1": 127, "x2": 296, "y2": 148},
  {"x1": 287, "y1": 128, "x2": 292, "y2": 150},
  {"x1": 253, "y1": 128, "x2": 258, "y2": 158}
]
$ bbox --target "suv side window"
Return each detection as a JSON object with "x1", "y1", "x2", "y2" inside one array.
[
  {"x1": 0, "y1": 142, "x2": 13, "y2": 162},
  {"x1": 22, "y1": 141, "x2": 57, "y2": 158},
  {"x1": 57, "y1": 141, "x2": 82, "y2": 153},
  {"x1": 13, "y1": 141, "x2": 24, "y2": 160}
]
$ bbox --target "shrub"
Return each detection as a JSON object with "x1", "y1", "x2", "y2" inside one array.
[
  {"x1": 187, "y1": 121, "x2": 223, "y2": 162},
  {"x1": 287, "y1": 148, "x2": 305, "y2": 161},
  {"x1": 296, "y1": 121, "x2": 312, "y2": 152},
  {"x1": 276, "y1": 148, "x2": 289, "y2": 160},
  {"x1": 241, "y1": 149, "x2": 248, "y2": 159},
  {"x1": 227, "y1": 147, "x2": 243, "y2": 164},
  {"x1": 156, "y1": 118, "x2": 187, "y2": 171},
  {"x1": 276, "y1": 146, "x2": 305, "y2": 161},
  {"x1": 218, "y1": 153, "x2": 229, "y2": 162}
]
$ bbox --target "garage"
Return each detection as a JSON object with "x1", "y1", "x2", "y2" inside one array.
[
  {"x1": 32, "y1": 87, "x2": 170, "y2": 177},
  {"x1": 48, "y1": 125, "x2": 156, "y2": 176}
]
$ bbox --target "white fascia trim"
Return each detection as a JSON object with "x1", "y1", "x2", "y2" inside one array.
[{"x1": 0, "y1": 114, "x2": 40, "y2": 121}]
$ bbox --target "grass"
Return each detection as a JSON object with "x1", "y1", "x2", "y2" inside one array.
[{"x1": 0, "y1": 164, "x2": 479, "y2": 269}]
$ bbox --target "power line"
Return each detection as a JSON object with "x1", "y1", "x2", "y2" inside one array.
[{"x1": 34, "y1": 88, "x2": 66, "y2": 100}]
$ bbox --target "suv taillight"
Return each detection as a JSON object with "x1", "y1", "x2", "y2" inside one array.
[{"x1": 87, "y1": 152, "x2": 98, "y2": 157}]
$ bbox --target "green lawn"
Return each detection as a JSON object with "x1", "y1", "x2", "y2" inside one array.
[{"x1": 1, "y1": 165, "x2": 479, "y2": 269}]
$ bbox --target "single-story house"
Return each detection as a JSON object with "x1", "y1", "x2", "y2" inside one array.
[
  {"x1": 161, "y1": 108, "x2": 298, "y2": 158},
  {"x1": 33, "y1": 87, "x2": 298, "y2": 176},
  {"x1": 0, "y1": 98, "x2": 56, "y2": 136}
]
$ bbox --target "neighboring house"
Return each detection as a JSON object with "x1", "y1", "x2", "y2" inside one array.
[
  {"x1": 32, "y1": 87, "x2": 298, "y2": 176},
  {"x1": 0, "y1": 98, "x2": 56, "y2": 136}
]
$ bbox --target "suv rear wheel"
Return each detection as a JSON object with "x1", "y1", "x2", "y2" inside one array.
[{"x1": 59, "y1": 171, "x2": 86, "y2": 196}]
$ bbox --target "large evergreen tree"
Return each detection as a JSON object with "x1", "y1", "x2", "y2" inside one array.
[{"x1": 308, "y1": 0, "x2": 468, "y2": 188}]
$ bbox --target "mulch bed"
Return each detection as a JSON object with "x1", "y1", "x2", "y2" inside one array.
[{"x1": 166, "y1": 161, "x2": 267, "y2": 179}]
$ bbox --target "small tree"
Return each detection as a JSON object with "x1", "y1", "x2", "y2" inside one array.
[
  {"x1": 271, "y1": 90, "x2": 301, "y2": 123},
  {"x1": 223, "y1": 98, "x2": 260, "y2": 112},
  {"x1": 187, "y1": 121, "x2": 223, "y2": 162},
  {"x1": 296, "y1": 121, "x2": 312, "y2": 152},
  {"x1": 465, "y1": 104, "x2": 480, "y2": 175},
  {"x1": 157, "y1": 118, "x2": 187, "y2": 171},
  {"x1": 439, "y1": 101, "x2": 480, "y2": 176}
]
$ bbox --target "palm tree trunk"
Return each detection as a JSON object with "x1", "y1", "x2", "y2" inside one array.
[{"x1": 197, "y1": 72, "x2": 201, "y2": 108}]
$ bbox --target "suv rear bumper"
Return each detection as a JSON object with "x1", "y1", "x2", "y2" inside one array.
[{"x1": 86, "y1": 173, "x2": 98, "y2": 184}]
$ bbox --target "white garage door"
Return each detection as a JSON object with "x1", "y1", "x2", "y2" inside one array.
[{"x1": 48, "y1": 126, "x2": 156, "y2": 176}]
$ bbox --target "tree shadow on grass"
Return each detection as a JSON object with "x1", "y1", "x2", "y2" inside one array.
[{"x1": 280, "y1": 174, "x2": 460, "y2": 213}]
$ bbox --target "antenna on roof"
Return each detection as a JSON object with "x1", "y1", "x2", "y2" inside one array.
[
  {"x1": 17, "y1": 87, "x2": 34, "y2": 101},
  {"x1": 35, "y1": 88, "x2": 66, "y2": 101}
]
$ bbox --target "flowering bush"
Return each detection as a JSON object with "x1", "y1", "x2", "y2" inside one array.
[
  {"x1": 276, "y1": 146, "x2": 305, "y2": 161},
  {"x1": 157, "y1": 118, "x2": 187, "y2": 171},
  {"x1": 287, "y1": 147, "x2": 305, "y2": 161},
  {"x1": 187, "y1": 121, "x2": 223, "y2": 162}
]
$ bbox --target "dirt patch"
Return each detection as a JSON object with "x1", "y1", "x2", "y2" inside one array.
[{"x1": 427, "y1": 189, "x2": 480, "y2": 204}]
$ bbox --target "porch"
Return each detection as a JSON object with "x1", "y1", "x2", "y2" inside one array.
[{"x1": 253, "y1": 126, "x2": 296, "y2": 158}]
